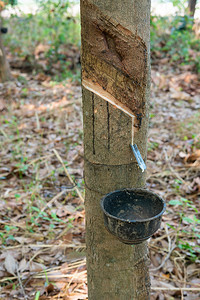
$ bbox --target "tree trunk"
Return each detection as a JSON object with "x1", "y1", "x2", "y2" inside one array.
[
  {"x1": 188, "y1": 0, "x2": 197, "y2": 17},
  {"x1": 0, "y1": 21, "x2": 12, "y2": 82},
  {"x1": 81, "y1": 0, "x2": 151, "y2": 299}
]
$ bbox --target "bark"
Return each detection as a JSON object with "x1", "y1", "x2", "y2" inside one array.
[
  {"x1": 188, "y1": 0, "x2": 197, "y2": 17},
  {"x1": 0, "y1": 21, "x2": 12, "y2": 82},
  {"x1": 81, "y1": 0, "x2": 151, "y2": 299}
]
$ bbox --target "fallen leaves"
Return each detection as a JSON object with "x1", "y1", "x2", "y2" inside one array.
[
  {"x1": 0, "y1": 70, "x2": 86, "y2": 299},
  {"x1": 149, "y1": 61, "x2": 200, "y2": 299},
  {"x1": 0, "y1": 39, "x2": 200, "y2": 300}
]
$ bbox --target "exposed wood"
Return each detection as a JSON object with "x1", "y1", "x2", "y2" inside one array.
[
  {"x1": 82, "y1": 88, "x2": 149, "y2": 166},
  {"x1": 82, "y1": 78, "x2": 134, "y2": 118}
]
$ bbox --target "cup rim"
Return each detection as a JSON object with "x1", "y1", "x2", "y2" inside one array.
[{"x1": 100, "y1": 188, "x2": 166, "y2": 223}]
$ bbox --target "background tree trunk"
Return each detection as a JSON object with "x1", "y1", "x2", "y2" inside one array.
[
  {"x1": 0, "y1": 20, "x2": 12, "y2": 82},
  {"x1": 81, "y1": 0, "x2": 151, "y2": 299},
  {"x1": 188, "y1": 0, "x2": 197, "y2": 17}
]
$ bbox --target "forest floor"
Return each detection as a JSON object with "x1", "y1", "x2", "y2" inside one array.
[{"x1": 0, "y1": 58, "x2": 200, "y2": 299}]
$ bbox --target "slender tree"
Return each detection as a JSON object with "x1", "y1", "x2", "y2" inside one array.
[
  {"x1": 0, "y1": 24, "x2": 12, "y2": 82},
  {"x1": 0, "y1": 2, "x2": 13, "y2": 82},
  {"x1": 81, "y1": 0, "x2": 151, "y2": 298},
  {"x1": 188, "y1": 0, "x2": 197, "y2": 17}
]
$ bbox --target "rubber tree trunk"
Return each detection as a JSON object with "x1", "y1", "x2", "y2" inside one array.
[
  {"x1": 81, "y1": 0, "x2": 151, "y2": 299},
  {"x1": 0, "y1": 20, "x2": 12, "y2": 82}
]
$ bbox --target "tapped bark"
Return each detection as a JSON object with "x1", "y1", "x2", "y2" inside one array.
[{"x1": 81, "y1": 0, "x2": 151, "y2": 299}]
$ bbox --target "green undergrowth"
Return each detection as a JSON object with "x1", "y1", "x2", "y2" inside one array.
[
  {"x1": 169, "y1": 113, "x2": 200, "y2": 261},
  {"x1": 3, "y1": 0, "x2": 81, "y2": 81},
  {"x1": 3, "y1": 2, "x2": 200, "y2": 81},
  {"x1": 168, "y1": 197, "x2": 200, "y2": 262},
  {"x1": 176, "y1": 112, "x2": 200, "y2": 148},
  {"x1": 151, "y1": 15, "x2": 200, "y2": 73}
]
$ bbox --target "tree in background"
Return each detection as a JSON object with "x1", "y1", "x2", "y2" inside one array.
[
  {"x1": 168, "y1": 0, "x2": 198, "y2": 17},
  {"x1": 0, "y1": 0, "x2": 16, "y2": 82},
  {"x1": 187, "y1": 0, "x2": 197, "y2": 17}
]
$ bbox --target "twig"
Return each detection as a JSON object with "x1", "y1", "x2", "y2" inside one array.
[
  {"x1": 153, "y1": 273, "x2": 200, "y2": 287},
  {"x1": 35, "y1": 111, "x2": 40, "y2": 130},
  {"x1": 35, "y1": 189, "x2": 73, "y2": 220},
  {"x1": 0, "y1": 220, "x2": 26, "y2": 229},
  {"x1": 149, "y1": 244, "x2": 168, "y2": 255},
  {"x1": 166, "y1": 223, "x2": 172, "y2": 252},
  {"x1": 29, "y1": 249, "x2": 45, "y2": 264},
  {"x1": 181, "y1": 289, "x2": 184, "y2": 300},
  {"x1": 0, "y1": 128, "x2": 8, "y2": 138},
  {"x1": 40, "y1": 260, "x2": 86, "y2": 274},
  {"x1": 3, "y1": 243, "x2": 85, "y2": 250},
  {"x1": 0, "y1": 271, "x2": 87, "y2": 283},
  {"x1": 182, "y1": 263, "x2": 187, "y2": 300},
  {"x1": 53, "y1": 149, "x2": 84, "y2": 203},
  {"x1": 28, "y1": 153, "x2": 54, "y2": 166},
  {"x1": 152, "y1": 287, "x2": 200, "y2": 292},
  {"x1": 0, "y1": 259, "x2": 86, "y2": 283},
  {"x1": 151, "y1": 224, "x2": 176, "y2": 272},
  {"x1": 163, "y1": 149, "x2": 186, "y2": 183},
  {"x1": 17, "y1": 269, "x2": 27, "y2": 299},
  {"x1": 150, "y1": 230, "x2": 174, "y2": 245},
  {"x1": 65, "y1": 269, "x2": 78, "y2": 294},
  {"x1": 38, "y1": 259, "x2": 86, "y2": 274},
  {"x1": 35, "y1": 270, "x2": 87, "y2": 279}
]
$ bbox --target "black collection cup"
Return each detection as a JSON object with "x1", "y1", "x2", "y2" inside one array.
[{"x1": 100, "y1": 188, "x2": 166, "y2": 244}]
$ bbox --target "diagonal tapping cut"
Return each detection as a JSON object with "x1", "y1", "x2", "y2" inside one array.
[
  {"x1": 81, "y1": 0, "x2": 148, "y2": 131},
  {"x1": 83, "y1": 78, "x2": 136, "y2": 148},
  {"x1": 82, "y1": 78, "x2": 134, "y2": 119}
]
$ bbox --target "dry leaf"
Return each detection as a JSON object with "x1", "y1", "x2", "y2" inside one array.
[
  {"x1": 187, "y1": 263, "x2": 199, "y2": 277},
  {"x1": 18, "y1": 258, "x2": 28, "y2": 272},
  {"x1": 62, "y1": 232, "x2": 73, "y2": 243},
  {"x1": 29, "y1": 261, "x2": 46, "y2": 272},
  {"x1": 56, "y1": 205, "x2": 76, "y2": 217},
  {"x1": 179, "y1": 151, "x2": 187, "y2": 158},
  {"x1": 0, "y1": 98, "x2": 6, "y2": 111},
  {"x1": 185, "y1": 150, "x2": 200, "y2": 164},
  {"x1": 163, "y1": 259, "x2": 174, "y2": 273},
  {"x1": 162, "y1": 273, "x2": 170, "y2": 280},
  {"x1": 14, "y1": 237, "x2": 34, "y2": 244},
  {"x1": 4, "y1": 253, "x2": 17, "y2": 275},
  {"x1": 45, "y1": 283, "x2": 54, "y2": 294},
  {"x1": 191, "y1": 177, "x2": 200, "y2": 193},
  {"x1": 171, "y1": 91, "x2": 192, "y2": 101}
]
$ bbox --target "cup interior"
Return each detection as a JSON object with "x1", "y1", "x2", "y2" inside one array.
[{"x1": 102, "y1": 189, "x2": 165, "y2": 222}]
